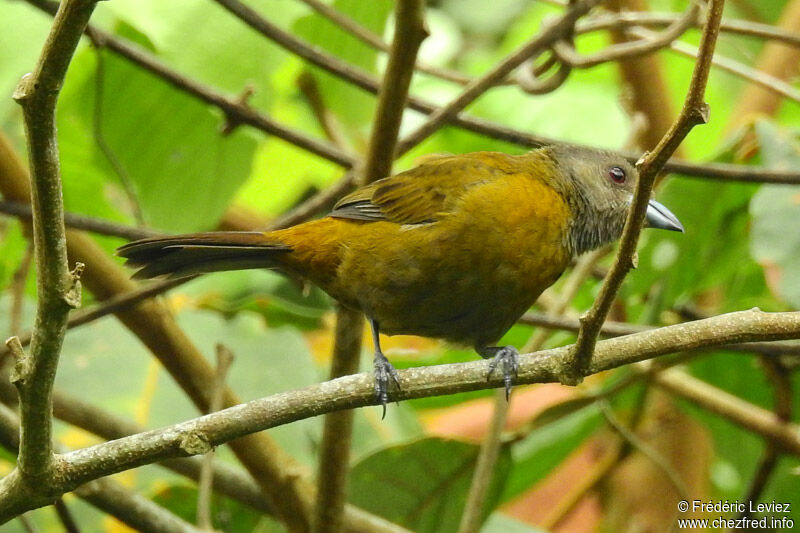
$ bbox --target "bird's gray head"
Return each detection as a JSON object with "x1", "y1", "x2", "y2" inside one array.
[{"x1": 543, "y1": 144, "x2": 683, "y2": 256}]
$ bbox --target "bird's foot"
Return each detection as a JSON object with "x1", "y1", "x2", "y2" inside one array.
[
  {"x1": 481, "y1": 345, "x2": 520, "y2": 400},
  {"x1": 374, "y1": 350, "x2": 400, "y2": 419}
]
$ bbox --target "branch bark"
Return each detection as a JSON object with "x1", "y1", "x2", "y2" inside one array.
[
  {"x1": 21, "y1": 0, "x2": 800, "y2": 185},
  {"x1": 9, "y1": 0, "x2": 96, "y2": 490},
  {"x1": 314, "y1": 3, "x2": 427, "y2": 532},
  {"x1": 565, "y1": 0, "x2": 725, "y2": 382},
  {"x1": 1, "y1": 308, "x2": 799, "y2": 521}
]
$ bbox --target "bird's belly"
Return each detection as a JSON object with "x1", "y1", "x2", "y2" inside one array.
[{"x1": 332, "y1": 221, "x2": 568, "y2": 347}]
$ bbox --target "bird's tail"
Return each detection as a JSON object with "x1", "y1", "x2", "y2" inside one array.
[{"x1": 117, "y1": 231, "x2": 292, "y2": 280}]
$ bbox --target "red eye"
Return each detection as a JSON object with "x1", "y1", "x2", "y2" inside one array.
[{"x1": 609, "y1": 166, "x2": 626, "y2": 183}]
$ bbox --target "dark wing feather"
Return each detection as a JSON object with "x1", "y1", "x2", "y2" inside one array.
[{"x1": 331, "y1": 152, "x2": 515, "y2": 225}]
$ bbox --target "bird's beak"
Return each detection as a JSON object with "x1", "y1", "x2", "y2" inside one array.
[{"x1": 646, "y1": 199, "x2": 684, "y2": 232}]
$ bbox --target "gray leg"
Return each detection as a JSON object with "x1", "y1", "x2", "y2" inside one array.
[
  {"x1": 478, "y1": 345, "x2": 520, "y2": 400},
  {"x1": 371, "y1": 319, "x2": 400, "y2": 418}
]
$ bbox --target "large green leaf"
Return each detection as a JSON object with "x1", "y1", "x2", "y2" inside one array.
[
  {"x1": 151, "y1": 484, "x2": 270, "y2": 532},
  {"x1": 294, "y1": 0, "x2": 393, "y2": 142},
  {"x1": 0, "y1": 3, "x2": 52, "y2": 121},
  {"x1": 56, "y1": 46, "x2": 258, "y2": 232},
  {"x1": 750, "y1": 121, "x2": 800, "y2": 308},
  {"x1": 101, "y1": 0, "x2": 303, "y2": 112},
  {"x1": 349, "y1": 437, "x2": 512, "y2": 532}
]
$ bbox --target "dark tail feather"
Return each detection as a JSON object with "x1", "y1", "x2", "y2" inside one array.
[{"x1": 117, "y1": 232, "x2": 291, "y2": 279}]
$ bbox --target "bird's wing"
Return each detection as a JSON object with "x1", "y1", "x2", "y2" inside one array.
[{"x1": 331, "y1": 152, "x2": 518, "y2": 225}]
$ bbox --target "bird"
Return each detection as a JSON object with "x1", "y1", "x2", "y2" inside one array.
[{"x1": 118, "y1": 145, "x2": 683, "y2": 408}]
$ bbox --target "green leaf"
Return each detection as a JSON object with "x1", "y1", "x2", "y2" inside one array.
[
  {"x1": 349, "y1": 437, "x2": 512, "y2": 532},
  {"x1": 0, "y1": 3, "x2": 52, "y2": 121},
  {"x1": 57, "y1": 47, "x2": 258, "y2": 232},
  {"x1": 293, "y1": 0, "x2": 393, "y2": 141},
  {"x1": 502, "y1": 405, "x2": 601, "y2": 502},
  {"x1": 151, "y1": 484, "x2": 266, "y2": 532},
  {"x1": 629, "y1": 173, "x2": 768, "y2": 314},
  {"x1": 103, "y1": 0, "x2": 302, "y2": 112},
  {"x1": 749, "y1": 121, "x2": 800, "y2": 308},
  {"x1": 685, "y1": 350, "x2": 795, "y2": 501}
]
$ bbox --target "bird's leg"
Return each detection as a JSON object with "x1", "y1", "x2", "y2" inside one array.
[
  {"x1": 370, "y1": 319, "x2": 400, "y2": 417},
  {"x1": 478, "y1": 345, "x2": 520, "y2": 400}
]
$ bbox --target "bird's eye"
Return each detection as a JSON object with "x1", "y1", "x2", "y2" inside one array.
[{"x1": 608, "y1": 166, "x2": 626, "y2": 184}]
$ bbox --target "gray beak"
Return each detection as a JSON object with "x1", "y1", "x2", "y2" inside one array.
[{"x1": 646, "y1": 199, "x2": 684, "y2": 232}]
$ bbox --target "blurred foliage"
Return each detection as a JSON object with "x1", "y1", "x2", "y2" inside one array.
[{"x1": 1, "y1": 0, "x2": 800, "y2": 531}]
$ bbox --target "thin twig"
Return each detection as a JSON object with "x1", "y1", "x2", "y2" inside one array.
[
  {"x1": 2, "y1": 308, "x2": 800, "y2": 521},
  {"x1": 649, "y1": 367, "x2": 800, "y2": 456},
  {"x1": 518, "y1": 310, "x2": 800, "y2": 357},
  {"x1": 24, "y1": 0, "x2": 356, "y2": 169},
  {"x1": 52, "y1": 499, "x2": 80, "y2": 533},
  {"x1": 565, "y1": 0, "x2": 725, "y2": 383},
  {"x1": 267, "y1": 173, "x2": 356, "y2": 230},
  {"x1": 91, "y1": 46, "x2": 145, "y2": 226},
  {"x1": 314, "y1": 3, "x2": 427, "y2": 532},
  {"x1": 578, "y1": 11, "x2": 800, "y2": 49},
  {"x1": 0, "y1": 200, "x2": 160, "y2": 240},
  {"x1": 313, "y1": 308, "x2": 364, "y2": 533},
  {"x1": 628, "y1": 26, "x2": 800, "y2": 104},
  {"x1": 737, "y1": 358, "x2": 793, "y2": 519},
  {"x1": 23, "y1": 0, "x2": 800, "y2": 185},
  {"x1": 297, "y1": 71, "x2": 352, "y2": 150},
  {"x1": 552, "y1": 3, "x2": 700, "y2": 68},
  {"x1": 598, "y1": 400, "x2": 690, "y2": 502},
  {"x1": 297, "y1": 0, "x2": 469, "y2": 84},
  {"x1": 395, "y1": 0, "x2": 605, "y2": 157},
  {"x1": 197, "y1": 345, "x2": 235, "y2": 531},
  {"x1": 10, "y1": 0, "x2": 96, "y2": 486},
  {"x1": 0, "y1": 403, "x2": 202, "y2": 533},
  {"x1": 456, "y1": 388, "x2": 509, "y2": 533},
  {"x1": 0, "y1": 278, "x2": 193, "y2": 359}
]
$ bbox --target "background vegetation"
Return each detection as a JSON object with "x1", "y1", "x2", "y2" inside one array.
[{"x1": 0, "y1": 0, "x2": 799, "y2": 531}]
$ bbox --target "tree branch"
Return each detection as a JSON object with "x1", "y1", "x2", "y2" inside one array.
[
  {"x1": 650, "y1": 367, "x2": 800, "y2": 456},
  {"x1": 565, "y1": 0, "x2": 724, "y2": 382},
  {"x1": 395, "y1": 0, "x2": 604, "y2": 156},
  {"x1": 10, "y1": 0, "x2": 96, "y2": 486},
  {"x1": 314, "y1": 3, "x2": 427, "y2": 531},
  {"x1": 0, "y1": 403, "x2": 202, "y2": 533},
  {"x1": 0, "y1": 199, "x2": 159, "y2": 240},
  {"x1": 21, "y1": 1, "x2": 800, "y2": 185},
  {"x1": 2, "y1": 308, "x2": 799, "y2": 521}
]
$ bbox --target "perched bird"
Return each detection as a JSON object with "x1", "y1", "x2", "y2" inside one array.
[{"x1": 118, "y1": 145, "x2": 683, "y2": 406}]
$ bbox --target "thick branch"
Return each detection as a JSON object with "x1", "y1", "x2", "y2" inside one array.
[
  {"x1": 0, "y1": 404, "x2": 201, "y2": 533},
  {"x1": 565, "y1": 0, "x2": 724, "y2": 382},
  {"x1": 1, "y1": 308, "x2": 799, "y2": 521},
  {"x1": 10, "y1": 0, "x2": 96, "y2": 484}
]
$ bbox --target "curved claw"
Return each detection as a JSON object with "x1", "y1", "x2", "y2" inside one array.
[
  {"x1": 484, "y1": 346, "x2": 520, "y2": 400},
  {"x1": 374, "y1": 351, "x2": 400, "y2": 419}
]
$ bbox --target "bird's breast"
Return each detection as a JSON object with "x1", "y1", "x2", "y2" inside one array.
[{"x1": 328, "y1": 175, "x2": 573, "y2": 346}]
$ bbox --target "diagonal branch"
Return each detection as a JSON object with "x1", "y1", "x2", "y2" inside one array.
[
  {"x1": 565, "y1": 0, "x2": 725, "y2": 383},
  {"x1": 395, "y1": 0, "x2": 604, "y2": 156},
  {"x1": 1, "y1": 308, "x2": 799, "y2": 521},
  {"x1": 21, "y1": 0, "x2": 800, "y2": 185},
  {"x1": 0, "y1": 403, "x2": 202, "y2": 533},
  {"x1": 9, "y1": 0, "x2": 97, "y2": 485}
]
